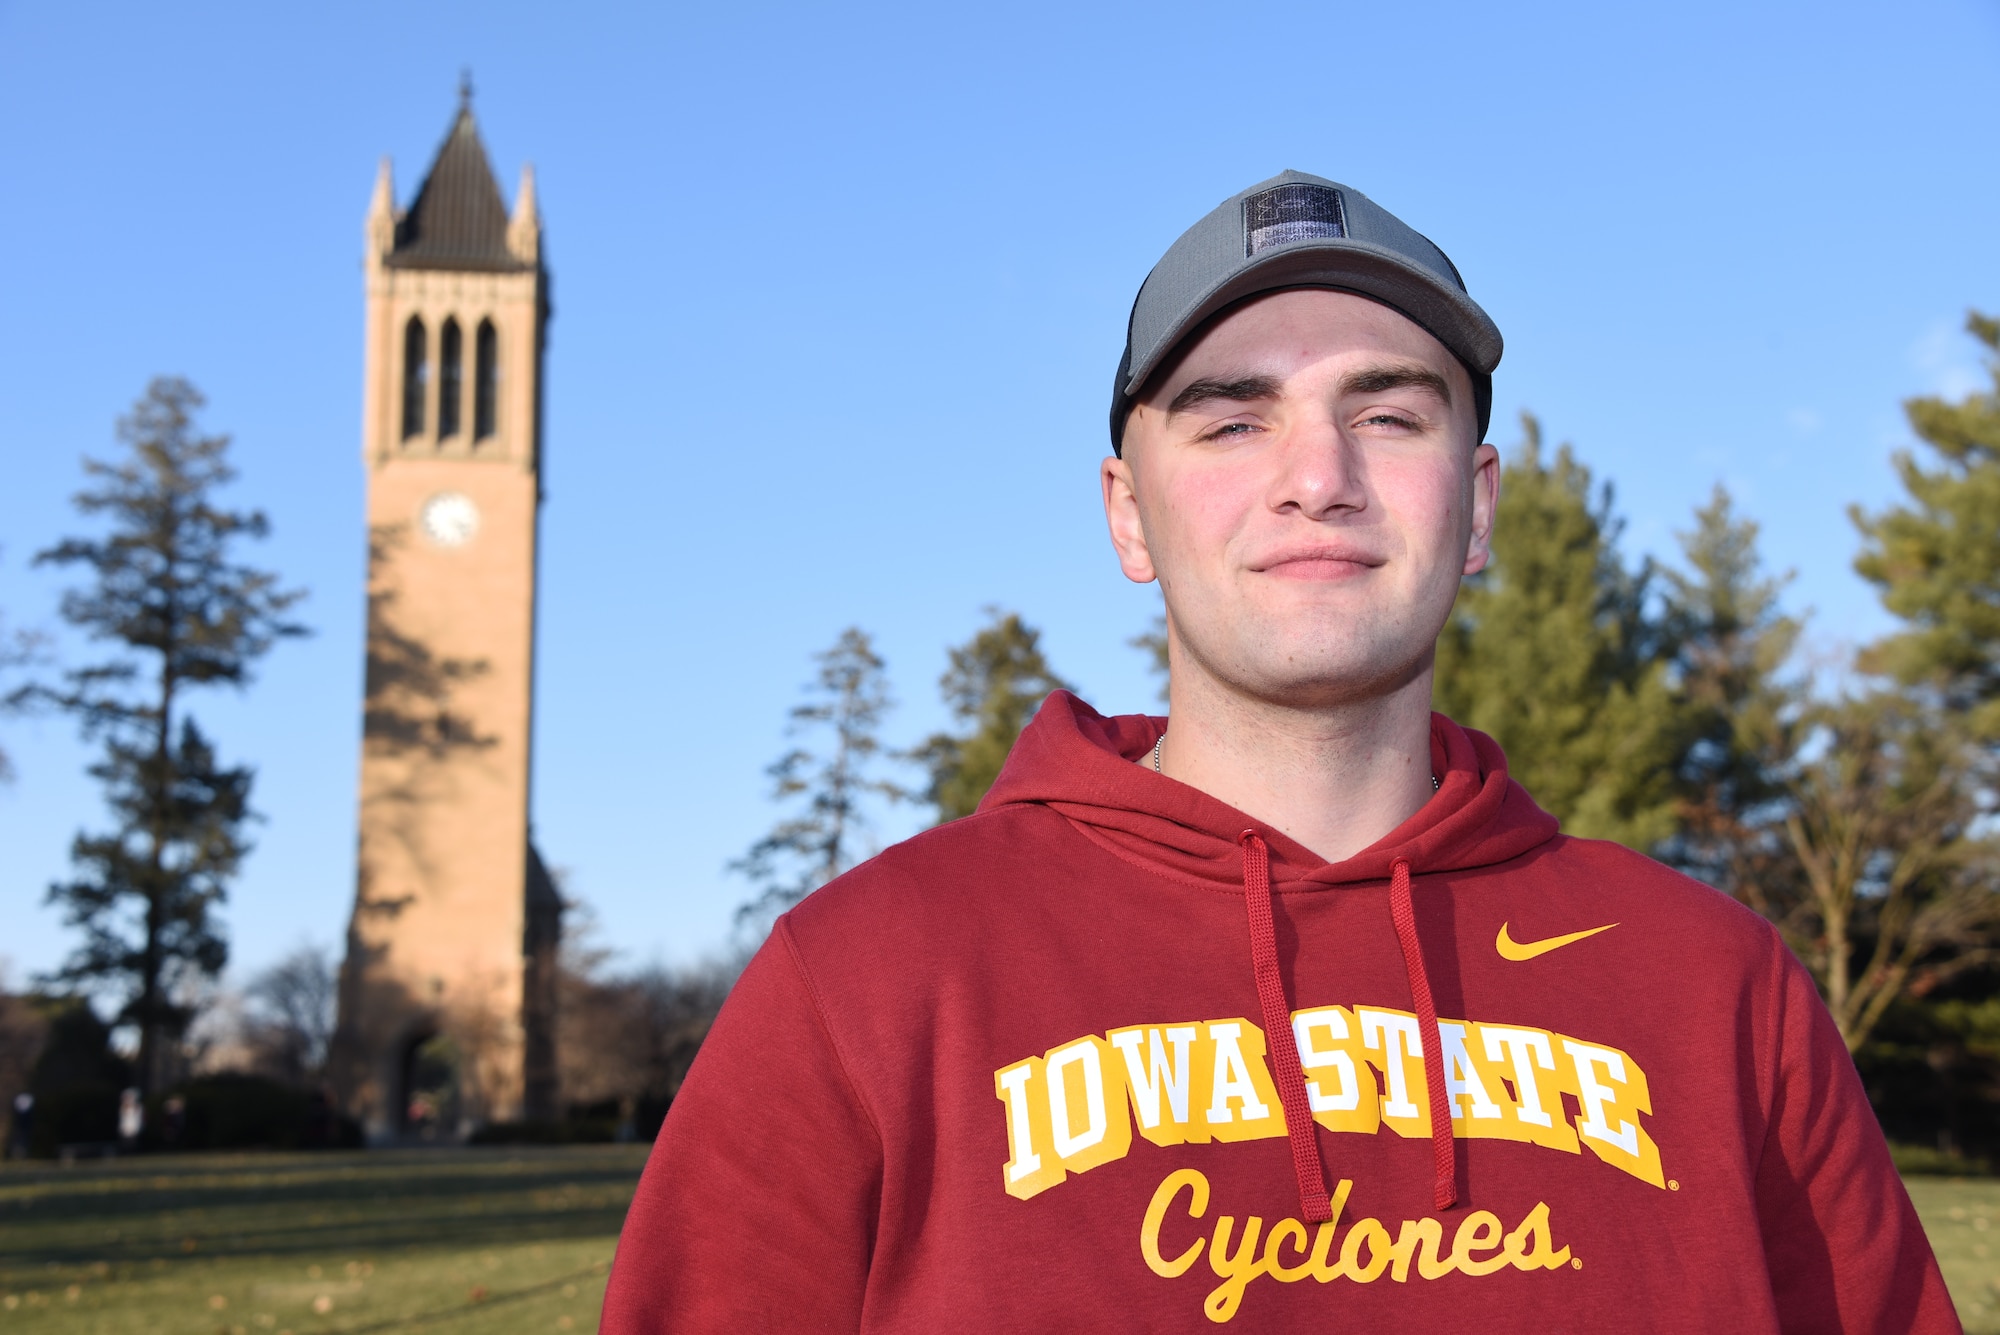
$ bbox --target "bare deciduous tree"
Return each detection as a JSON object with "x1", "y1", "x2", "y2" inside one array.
[
  {"x1": 559, "y1": 955, "x2": 735, "y2": 1134},
  {"x1": 244, "y1": 945, "x2": 338, "y2": 1085},
  {"x1": 1765, "y1": 696, "x2": 2000, "y2": 1050}
]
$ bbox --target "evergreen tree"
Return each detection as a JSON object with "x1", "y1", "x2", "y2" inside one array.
[
  {"x1": 733, "y1": 628, "x2": 906, "y2": 923},
  {"x1": 1655, "y1": 322, "x2": 2000, "y2": 1057},
  {"x1": 1853, "y1": 311, "x2": 2000, "y2": 740},
  {"x1": 0, "y1": 558, "x2": 46, "y2": 783},
  {"x1": 911, "y1": 609, "x2": 1072, "y2": 822},
  {"x1": 1433, "y1": 413, "x2": 1686, "y2": 848},
  {"x1": 1657, "y1": 486, "x2": 1803, "y2": 896},
  {"x1": 17, "y1": 378, "x2": 306, "y2": 1093},
  {"x1": 1794, "y1": 308, "x2": 2000, "y2": 1055},
  {"x1": 0, "y1": 609, "x2": 39, "y2": 784}
]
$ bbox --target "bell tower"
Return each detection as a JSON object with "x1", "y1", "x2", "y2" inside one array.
[{"x1": 332, "y1": 89, "x2": 560, "y2": 1141}]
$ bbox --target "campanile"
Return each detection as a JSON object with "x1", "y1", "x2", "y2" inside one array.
[{"x1": 331, "y1": 90, "x2": 559, "y2": 1141}]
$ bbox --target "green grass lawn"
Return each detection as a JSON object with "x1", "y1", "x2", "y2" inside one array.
[
  {"x1": 1906, "y1": 1176, "x2": 2000, "y2": 1333},
  {"x1": 0, "y1": 1145, "x2": 649, "y2": 1334},
  {"x1": 2, "y1": 1146, "x2": 1996, "y2": 1331}
]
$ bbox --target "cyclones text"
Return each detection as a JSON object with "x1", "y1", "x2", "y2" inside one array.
[{"x1": 1142, "y1": 1167, "x2": 1574, "y2": 1323}]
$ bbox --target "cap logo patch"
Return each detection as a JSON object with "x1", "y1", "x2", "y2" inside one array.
[{"x1": 1243, "y1": 184, "x2": 1345, "y2": 257}]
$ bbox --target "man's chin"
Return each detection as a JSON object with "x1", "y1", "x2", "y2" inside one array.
[{"x1": 1215, "y1": 633, "x2": 1433, "y2": 711}]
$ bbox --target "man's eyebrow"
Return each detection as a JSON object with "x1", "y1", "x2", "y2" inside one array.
[
  {"x1": 1166, "y1": 375, "x2": 1285, "y2": 416},
  {"x1": 1340, "y1": 362, "x2": 1452, "y2": 405}
]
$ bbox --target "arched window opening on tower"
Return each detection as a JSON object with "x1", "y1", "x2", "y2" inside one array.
[
  {"x1": 439, "y1": 318, "x2": 463, "y2": 440},
  {"x1": 474, "y1": 320, "x2": 499, "y2": 442},
  {"x1": 401, "y1": 317, "x2": 428, "y2": 440}
]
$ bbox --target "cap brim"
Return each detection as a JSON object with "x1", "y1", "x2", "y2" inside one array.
[{"x1": 1120, "y1": 239, "x2": 1504, "y2": 401}]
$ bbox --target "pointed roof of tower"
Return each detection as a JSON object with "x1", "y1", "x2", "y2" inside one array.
[{"x1": 389, "y1": 90, "x2": 530, "y2": 272}]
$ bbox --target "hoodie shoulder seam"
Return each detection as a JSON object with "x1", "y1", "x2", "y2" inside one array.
[{"x1": 773, "y1": 915, "x2": 888, "y2": 1151}]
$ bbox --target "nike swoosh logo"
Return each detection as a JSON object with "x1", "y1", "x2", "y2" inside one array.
[{"x1": 1496, "y1": 921, "x2": 1618, "y2": 961}]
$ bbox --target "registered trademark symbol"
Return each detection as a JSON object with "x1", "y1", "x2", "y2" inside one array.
[
  {"x1": 1669, "y1": 1179, "x2": 1681, "y2": 1191},
  {"x1": 1571, "y1": 1257, "x2": 1583, "y2": 1270}
]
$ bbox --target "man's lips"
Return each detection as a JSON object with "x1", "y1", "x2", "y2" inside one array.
[{"x1": 1252, "y1": 548, "x2": 1384, "y2": 579}]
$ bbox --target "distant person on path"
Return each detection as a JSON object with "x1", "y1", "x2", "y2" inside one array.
[
  {"x1": 117, "y1": 1087, "x2": 143, "y2": 1149},
  {"x1": 602, "y1": 172, "x2": 1959, "y2": 1331}
]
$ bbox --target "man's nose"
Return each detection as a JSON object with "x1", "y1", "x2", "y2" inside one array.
[{"x1": 1268, "y1": 413, "x2": 1366, "y2": 519}]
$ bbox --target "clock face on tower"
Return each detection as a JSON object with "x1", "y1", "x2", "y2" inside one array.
[{"x1": 419, "y1": 491, "x2": 480, "y2": 548}]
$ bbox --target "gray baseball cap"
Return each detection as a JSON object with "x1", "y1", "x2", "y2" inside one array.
[{"x1": 1110, "y1": 170, "x2": 1501, "y2": 453}]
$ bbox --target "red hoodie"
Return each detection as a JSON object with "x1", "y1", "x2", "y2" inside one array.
[{"x1": 603, "y1": 694, "x2": 1959, "y2": 1332}]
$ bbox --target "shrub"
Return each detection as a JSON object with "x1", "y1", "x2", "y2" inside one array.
[{"x1": 28, "y1": 1080, "x2": 120, "y2": 1157}]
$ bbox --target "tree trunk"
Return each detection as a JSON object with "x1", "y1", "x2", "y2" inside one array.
[{"x1": 139, "y1": 620, "x2": 177, "y2": 1097}]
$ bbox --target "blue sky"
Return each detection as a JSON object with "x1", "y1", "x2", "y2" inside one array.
[{"x1": 2, "y1": 0, "x2": 1996, "y2": 988}]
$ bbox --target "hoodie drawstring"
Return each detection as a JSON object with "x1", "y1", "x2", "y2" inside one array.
[
  {"x1": 1237, "y1": 830, "x2": 1332, "y2": 1222},
  {"x1": 1239, "y1": 835, "x2": 1459, "y2": 1218},
  {"x1": 1389, "y1": 856, "x2": 1458, "y2": 1210}
]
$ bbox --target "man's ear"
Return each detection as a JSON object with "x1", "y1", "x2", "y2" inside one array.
[
  {"x1": 1102, "y1": 452, "x2": 1157, "y2": 584},
  {"x1": 1463, "y1": 441, "x2": 1500, "y2": 576}
]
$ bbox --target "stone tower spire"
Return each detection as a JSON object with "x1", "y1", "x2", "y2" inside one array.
[
  {"x1": 508, "y1": 164, "x2": 540, "y2": 266},
  {"x1": 365, "y1": 158, "x2": 396, "y2": 262},
  {"x1": 331, "y1": 92, "x2": 558, "y2": 1142}
]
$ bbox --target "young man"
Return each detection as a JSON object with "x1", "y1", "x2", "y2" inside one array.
[{"x1": 602, "y1": 172, "x2": 1959, "y2": 1331}]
